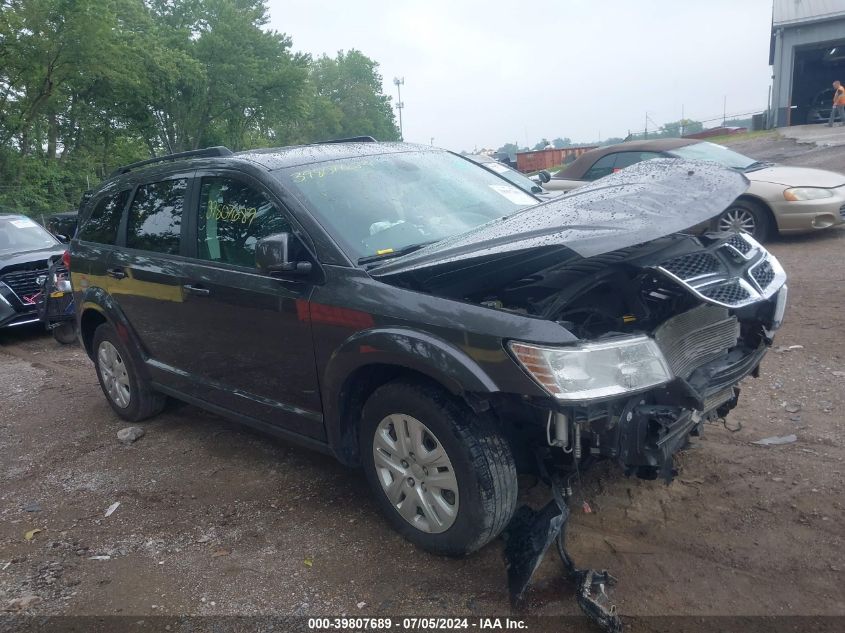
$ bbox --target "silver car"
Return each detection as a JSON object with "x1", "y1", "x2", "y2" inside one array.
[{"x1": 545, "y1": 139, "x2": 845, "y2": 241}]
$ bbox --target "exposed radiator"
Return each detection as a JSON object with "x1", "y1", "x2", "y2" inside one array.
[{"x1": 654, "y1": 304, "x2": 740, "y2": 379}]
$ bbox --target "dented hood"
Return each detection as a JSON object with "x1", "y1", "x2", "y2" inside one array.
[{"x1": 369, "y1": 158, "x2": 749, "y2": 282}]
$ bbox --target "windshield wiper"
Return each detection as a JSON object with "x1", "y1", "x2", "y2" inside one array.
[
  {"x1": 743, "y1": 160, "x2": 770, "y2": 172},
  {"x1": 357, "y1": 241, "x2": 438, "y2": 266}
]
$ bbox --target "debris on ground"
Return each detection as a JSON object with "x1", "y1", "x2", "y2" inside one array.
[
  {"x1": 88, "y1": 555, "x2": 111, "y2": 560},
  {"x1": 104, "y1": 502, "x2": 121, "y2": 517},
  {"x1": 24, "y1": 529, "x2": 43, "y2": 541},
  {"x1": 5, "y1": 595, "x2": 42, "y2": 611},
  {"x1": 775, "y1": 344, "x2": 804, "y2": 353},
  {"x1": 211, "y1": 549, "x2": 230, "y2": 558},
  {"x1": 22, "y1": 501, "x2": 41, "y2": 512},
  {"x1": 784, "y1": 402, "x2": 802, "y2": 413},
  {"x1": 752, "y1": 434, "x2": 798, "y2": 446},
  {"x1": 303, "y1": 557, "x2": 313, "y2": 568},
  {"x1": 832, "y1": 371, "x2": 845, "y2": 378},
  {"x1": 356, "y1": 601, "x2": 367, "y2": 609},
  {"x1": 117, "y1": 426, "x2": 145, "y2": 443}
]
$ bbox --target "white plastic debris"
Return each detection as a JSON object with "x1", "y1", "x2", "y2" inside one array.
[
  {"x1": 104, "y1": 502, "x2": 121, "y2": 518},
  {"x1": 752, "y1": 434, "x2": 797, "y2": 446}
]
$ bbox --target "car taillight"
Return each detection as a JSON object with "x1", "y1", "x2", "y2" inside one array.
[{"x1": 62, "y1": 250, "x2": 71, "y2": 270}]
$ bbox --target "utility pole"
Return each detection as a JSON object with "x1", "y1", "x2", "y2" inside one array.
[
  {"x1": 723, "y1": 95, "x2": 727, "y2": 125},
  {"x1": 644, "y1": 112, "x2": 648, "y2": 139},
  {"x1": 681, "y1": 104, "x2": 685, "y2": 137},
  {"x1": 393, "y1": 77, "x2": 405, "y2": 140},
  {"x1": 430, "y1": 137, "x2": 434, "y2": 146}
]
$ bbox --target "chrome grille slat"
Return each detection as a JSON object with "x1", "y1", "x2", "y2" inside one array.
[
  {"x1": 750, "y1": 259, "x2": 775, "y2": 289},
  {"x1": 655, "y1": 233, "x2": 786, "y2": 309},
  {"x1": 654, "y1": 305, "x2": 740, "y2": 379},
  {"x1": 700, "y1": 280, "x2": 751, "y2": 304}
]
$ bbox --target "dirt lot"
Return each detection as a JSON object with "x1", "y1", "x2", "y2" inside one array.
[{"x1": 1, "y1": 134, "x2": 844, "y2": 628}]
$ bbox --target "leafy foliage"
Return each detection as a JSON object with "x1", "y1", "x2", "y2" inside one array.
[{"x1": 0, "y1": 0, "x2": 399, "y2": 217}]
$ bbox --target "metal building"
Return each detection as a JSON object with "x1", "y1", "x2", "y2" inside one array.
[{"x1": 770, "y1": 0, "x2": 845, "y2": 126}]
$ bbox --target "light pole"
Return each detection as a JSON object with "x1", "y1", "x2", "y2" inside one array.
[{"x1": 393, "y1": 77, "x2": 405, "y2": 140}]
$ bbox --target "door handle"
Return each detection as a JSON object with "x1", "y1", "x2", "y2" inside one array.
[
  {"x1": 183, "y1": 283, "x2": 211, "y2": 296},
  {"x1": 106, "y1": 267, "x2": 126, "y2": 279}
]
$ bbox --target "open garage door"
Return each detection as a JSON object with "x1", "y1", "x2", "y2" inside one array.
[{"x1": 790, "y1": 41, "x2": 845, "y2": 125}]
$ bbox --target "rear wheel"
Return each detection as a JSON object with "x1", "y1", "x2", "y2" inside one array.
[
  {"x1": 92, "y1": 323, "x2": 165, "y2": 421},
  {"x1": 360, "y1": 379, "x2": 517, "y2": 556},
  {"x1": 717, "y1": 200, "x2": 772, "y2": 242}
]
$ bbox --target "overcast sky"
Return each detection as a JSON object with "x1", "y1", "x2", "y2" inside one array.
[{"x1": 266, "y1": 0, "x2": 774, "y2": 151}]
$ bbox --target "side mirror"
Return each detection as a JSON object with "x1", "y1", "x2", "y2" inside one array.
[
  {"x1": 255, "y1": 232, "x2": 312, "y2": 276},
  {"x1": 55, "y1": 234, "x2": 70, "y2": 243},
  {"x1": 538, "y1": 170, "x2": 551, "y2": 184}
]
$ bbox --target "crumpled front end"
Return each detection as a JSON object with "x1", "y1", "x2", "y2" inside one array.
[{"x1": 511, "y1": 231, "x2": 787, "y2": 481}]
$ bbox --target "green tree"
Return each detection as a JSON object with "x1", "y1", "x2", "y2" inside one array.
[
  {"x1": 660, "y1": 119, "x2": 703, "y2": 138},
  {"x1": 495, "y1": 142, "x2": 519, "y2": 155},
  {"x1": 0, "y1": 1, "x2": 400, "y2": 216},
  {"x1": 552, "y1": 137, "x2": 571, "y2": 148},
  {"x1": 288, "y1": 49, "x2": 399, "y2": 143}
]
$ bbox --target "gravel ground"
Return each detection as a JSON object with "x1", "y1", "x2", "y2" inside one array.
[{"x1": 1, "y1": 135, "x2": 844, "y2": 628}]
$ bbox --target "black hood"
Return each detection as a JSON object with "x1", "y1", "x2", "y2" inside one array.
[
  {"x1": 369, "y1": 158, "x2": 748, "y2": 286},
  {"x1": 0, "y1": 244, "x2": 66, "y2": 273}
]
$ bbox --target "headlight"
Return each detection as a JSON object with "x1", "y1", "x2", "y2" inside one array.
[
  {"x1": 783, "y1": 187, "x2": 834, "y2": 201},
  {"x1": 509, "y1": 335, "x2": 673, "y2": 401}
]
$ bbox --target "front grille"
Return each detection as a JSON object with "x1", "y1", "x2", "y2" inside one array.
[
  {"x1": 654, "y1": 305, "x2": 740, "y2": 379},
  {"x1": 750, "y1": 260, "x2": 775, "y2": 290},
  {"x1": 661, "y1": 252, "x2": 723, "y2": 280},
  {"x1": 700, "y1": 280, "x2": 751, "y2": 305},
  {"x1": 839, "y1": 203, "x2": 845, "y2": 219},
  {"x1": 725, "y1": 233, "x2": 752, "y2": 255},
  {"x1": 1, "y1": 268, "x2": 47, "y2": 301}
]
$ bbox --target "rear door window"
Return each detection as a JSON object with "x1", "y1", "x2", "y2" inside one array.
[
  {"x1": 197, "y1": 176, "x2": 291, "y2": 268},
  {"x1": 611, "y1": 151, "x2": 662, "y2": 171},
  {"x1": 582, "y1": 154, "x2": 617, "y2": 181},
  {"x1": 79, "y1": 191, "x2": 129, "y2": 244},
  {"x1": 126, "y1": 179, "x2": 187, "y2": 254}
]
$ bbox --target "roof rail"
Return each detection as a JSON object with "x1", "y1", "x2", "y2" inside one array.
[
  {"x1": 315, "y1": 136, "x2": 377, "y2": 144},
  {"x1": 109, "y1": 146, "x2": 233, "y2": 177}
]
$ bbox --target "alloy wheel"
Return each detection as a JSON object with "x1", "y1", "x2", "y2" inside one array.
[
  {"x1": 372, "y1": 414, "x2": 459, "y2": 533},
  {"x1": 98, "y1": 341, "x2": 131, "y2": 409},
  {"x1": 718, "y1": 207, "x2": 756, "y2": 234}
]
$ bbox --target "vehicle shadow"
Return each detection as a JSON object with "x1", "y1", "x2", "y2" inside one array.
[{"x1": 0, "y1": 322, "x2": 50, "y2": 345}]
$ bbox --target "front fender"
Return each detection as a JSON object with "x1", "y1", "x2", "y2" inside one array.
[
  {"x1": 321, "y1": 327, "x2": 503, "y2": 463},
  {"x1": 324, "y1": 326, "x2": 499, "y2": 398}
]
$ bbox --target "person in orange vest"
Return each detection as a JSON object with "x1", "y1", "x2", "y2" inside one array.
[{"x1": 828, "y1": 80, "x2": 845, "y2": 127}]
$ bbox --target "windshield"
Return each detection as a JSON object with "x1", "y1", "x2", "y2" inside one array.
[
  {"x1": 0, "y1": 217, "x2": 58, "y2": 255},
  {"x1": 474, "y1": 159, "x2": 542, "y2": 194},
  {"x1": 285, "y1": 151, "x2": 538, "y2": 261},
  {"x1": 669, "y1": 142, "x2": 756, "y2": 170}
]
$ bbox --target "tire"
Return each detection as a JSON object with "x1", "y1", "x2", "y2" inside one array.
[
  {"x1": 716, "y1": 200, "x2": 773, "y2": 242},
  {"x1": 51, "y1": 322, "x2": 77, "y2": 345},
  {"x1": 359, "y1": 379, "x2": 517, "y2": 556},
  {"x1": 92, "y1": 323, "x2": 166, "y2": 422}
]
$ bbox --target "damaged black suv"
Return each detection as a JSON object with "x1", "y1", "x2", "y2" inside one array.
[{"x1": 70, "y1": 141, "x2": 787, "y2": 558}]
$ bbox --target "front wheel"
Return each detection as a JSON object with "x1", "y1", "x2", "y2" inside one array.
[
  {"x1": 360, "y1": 380, "x2": 517, "y2": 556},
  {"x1": 716, "y1": 200, "x2": 772, "y2": 242},
  {"x1": 51, "y1": 322, "x2": 77, "y2": 345}
]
